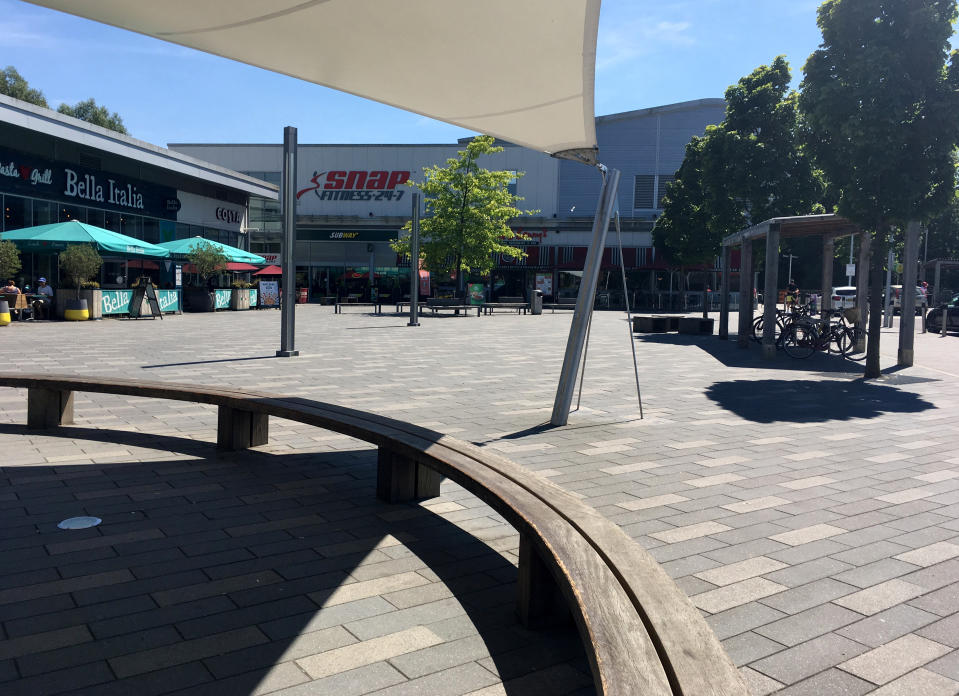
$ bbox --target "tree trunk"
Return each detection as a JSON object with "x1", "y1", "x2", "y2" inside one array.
[{"x1": 864, "y1": 237, "x2": 885, "y2": 379}]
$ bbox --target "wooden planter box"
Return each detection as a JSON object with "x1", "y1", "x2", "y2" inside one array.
[
  {"x1": 230, "y1": 289, "x2": 251, "y2": 310},
  {"x1": 56, "y1": 289, "x2": 102, "y2": 320}
]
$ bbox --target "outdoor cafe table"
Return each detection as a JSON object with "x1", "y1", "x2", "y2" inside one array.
[{"x1": 2, "y1": 293, "x2": 43, "y2": 320}]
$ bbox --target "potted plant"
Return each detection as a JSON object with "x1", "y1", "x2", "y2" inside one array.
[
  {"x1": 184, "y1": 240, "x2": 227, "y2": 312},
  {"x1": 58, "y1": 244, "x2": 102, "y2": 321},
  {"x1": 0, "y1": 240, "x2": 21, "y2": 326},
  {"x1": 230, "y1": 280, "x2": 252, "y2": 310}
]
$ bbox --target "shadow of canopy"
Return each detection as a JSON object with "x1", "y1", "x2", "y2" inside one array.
[
  {"x1": 704, "y1": 379, "x2": 936, "y2": 424},
  {"x1": 0, "y1": 425, "x2": 591, "y2": 695}
]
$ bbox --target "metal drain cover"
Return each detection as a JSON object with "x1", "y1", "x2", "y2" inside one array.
[{"x1": 58, "y1": 516, "x2": 102, "y2": 530}]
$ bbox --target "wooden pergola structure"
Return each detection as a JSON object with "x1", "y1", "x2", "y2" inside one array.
[{"x1": 718, "y1": 214, "x2": 926, "y2": 367}]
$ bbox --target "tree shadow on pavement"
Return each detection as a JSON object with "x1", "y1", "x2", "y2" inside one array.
[
  {"x1": 704, "y1": 378, "x2": 935, "y2": 423},
  {"x1": 634, "y1": 333, "x2": 866, "y2": 373}
]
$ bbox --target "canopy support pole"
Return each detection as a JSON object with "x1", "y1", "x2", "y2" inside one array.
[
  {"x1": 408, "y1": 193, "x2": 420, "y2": 327},
  {"x1": 550, "y1": 166, "x2": 620, "y2": 426},
  {"x1": 277, "y1": 126, "x2": 299, "y2": 358}
]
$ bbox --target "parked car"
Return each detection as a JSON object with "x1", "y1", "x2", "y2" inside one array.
[
  {"x1": 830, "y1": 286, "x2": 858, "y2": 310},
  {"x1": 891, "y1": 285, "x2": 929, "y2": 315},
  {"x1": 925, "y1": 293, "x2": 959, "y2": 333}
]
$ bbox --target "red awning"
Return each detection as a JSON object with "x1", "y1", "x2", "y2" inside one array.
[
  {"x1": 226, "y1": 262, "x2": 259, "y2": 272},
  {"x1": 127, "y1": 260, "x2": 160, "y2": 270},
  {"x1": 254, "y1": 265, "x2": 283, "y2": 276}
]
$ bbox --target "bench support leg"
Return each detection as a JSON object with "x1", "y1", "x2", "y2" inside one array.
[
  {"x1": 217, "y1": 406, "x2": 269, "y2": 450},
  {"x1": 516, "y1": 532, "x2": 565, "y2": 628},
  {"x1": 27, "y1": 388, "x2": 74, "y2": 429},
  {"x1": 376, "y1": 447, "x2": 442, "y2": 503}
]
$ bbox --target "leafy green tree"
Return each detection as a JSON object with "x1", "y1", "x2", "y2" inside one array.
[
  {"x1": 187, "y1": 240, "x2": 228, "y2": 285},
  {"x1": 392, "y1": 135, "x2": 536, "y2": 293},
  {"x1": 654, "y1": 57, "x2": 822, "y2": 269},
  {"x1": 57, "y1": 98, "x2": 128, "y2": 135},
  {"x1": 800, "y1": 0, "x2": 959, "y2": 377},
  {"x1": 0, "y1": 66, "x2": 48, "y2": 107},
  {"x1": 0, "y1": 240, "x2": 22, "y2": 282},
  {"x1": 59, "y1": 244, "x2": 103, "y2": 300}
]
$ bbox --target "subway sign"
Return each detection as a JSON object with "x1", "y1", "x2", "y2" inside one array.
[{"x1": 296, "y1": 170, "x2": 410, "y2": 202}]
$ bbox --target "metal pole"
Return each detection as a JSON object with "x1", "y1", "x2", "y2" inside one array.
[
  {"x1": 898, "y1": 220, "x2": 920, "y2": 366},
  {"x1": 408, "y1": 193, "x2": 420, "y2": 327},
  {"x1": 614, "y1": 211, "x2": 643, "y2": 418},
  {"x1": 883, "y1": 248, "x2": 894, "y2": 329},
  {"x1": 551, "y1": 166, "x2": 620, "y2": 426},
  {"x1": 848, "y1": 235, "x2": 854, "y2": 285},
  {"x1": 277, "y1": 126, "x2": 299, "y2": 358}
]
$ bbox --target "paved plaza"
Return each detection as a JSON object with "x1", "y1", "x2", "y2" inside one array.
[{"x1": 1, "y1": 305, "x2": 958, "y2": 696}]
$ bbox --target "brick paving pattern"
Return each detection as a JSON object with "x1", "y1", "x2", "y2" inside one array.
[{"x1": 0, "y1": 305, "x2": 957, "y2": 695}]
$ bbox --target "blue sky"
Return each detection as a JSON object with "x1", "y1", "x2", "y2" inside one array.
[{"x1": 0, "y1": 1, "x2": 953, "y2": 147}]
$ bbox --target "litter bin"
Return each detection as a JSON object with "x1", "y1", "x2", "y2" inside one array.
[
  {"x1": 531, "y1": 289, "x2": 543, "y2": 315},
  {"x1": 297, "y1": 288, "x2": 308, "y2": 304}
]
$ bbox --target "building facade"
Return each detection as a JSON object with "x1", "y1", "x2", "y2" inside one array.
[
  {"x1": 0, "y1": 94, "x2": 276, "y2": 289},
  {"x1": 171, "y1": 98, "x2": 725, "y2": 304}
]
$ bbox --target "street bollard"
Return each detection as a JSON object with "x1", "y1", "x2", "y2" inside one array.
[{"x1": 942, "y1": 306, "x2": 949, "y2": 337}]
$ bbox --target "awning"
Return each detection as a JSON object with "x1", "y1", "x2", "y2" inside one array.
[
  {"x1": 0, "y1": 220, "x2": 171, "y2": 258},
  {"x1": 254, "y1": 265, "x2": 283, "y2": 276},
  {"x1": 225, "y1": 262, "x2": 260, "y2": 272},
  {"x1": 25, "y1": 0, "x2": 600, "y2": 163},
  {"x1": 157, "y1": 237, "x2": 266, "y2": 264}
]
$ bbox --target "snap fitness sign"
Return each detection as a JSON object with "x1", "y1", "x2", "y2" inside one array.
[{"x1": 296, "y1": 170, "x2": 410, "y2": 202}]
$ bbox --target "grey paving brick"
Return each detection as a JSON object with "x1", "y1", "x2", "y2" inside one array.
[
  {"x1": 917, "y1": 612, "x2": 959, "y2": 647},
  {"x1": 751, "y1": 633, "x2": 870, "y2": 684},
  {"x1": 760, "y1": 578, "x2": 858, "y2": 614},
  {"x1": 837, "y1": 603, "x2": 941, "y2": 648},
  {"x1": 755, "y1": 603, "x2": 863, "y2": 646}
]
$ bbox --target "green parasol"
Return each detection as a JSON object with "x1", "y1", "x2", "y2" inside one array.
[{"x1": 1, "y1": 220, "x2": 171, "y2": 257}]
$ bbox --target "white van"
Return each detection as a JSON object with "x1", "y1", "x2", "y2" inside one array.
[
  {"x1": 891, "y1": 285, "x2": 928, "y2": 315},
  {"x1": 830, "y1": 286, "x2": 857, "y2": 310}
]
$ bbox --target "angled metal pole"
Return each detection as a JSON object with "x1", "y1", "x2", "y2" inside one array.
[
  {"x1": 551, "y1": 166, "x2": 620, "y2": 426},
  {"x1": 614, "y1": 211, "x2": 643, "y2": 418},
  {"x1": 277, "y1": 126, "x2": 299, "y2": 357},
  {"x1": 408, "y1": 193, "x2": 420, "y2": 326}
]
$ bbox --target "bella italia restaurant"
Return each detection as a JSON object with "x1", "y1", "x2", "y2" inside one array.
[{"x1": 0, "y1": 93, "x2": 276, "y2": 316}]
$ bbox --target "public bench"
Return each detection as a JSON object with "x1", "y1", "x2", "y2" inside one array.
[
  {"x1": 482, "y1": 295, "x2": 529, "y2": 315},
  {"x1": 543, "y1": 297, "x2": 576, "y2": 312},
  {"x1": 0, "y1": 372, "x2": 747, "y2": 696},
  {"x1": 425, "y1": 298, "x2": 481, "y2": 316},
  {"x1": 334, "y1": 301, "x2": 384, "y2": 314}
]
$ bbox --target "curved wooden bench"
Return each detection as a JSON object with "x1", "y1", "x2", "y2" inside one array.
[{"x1": 0, "y1": 373, "x2": 747, "y2": 696}]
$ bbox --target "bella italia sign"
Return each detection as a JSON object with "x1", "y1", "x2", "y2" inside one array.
[{"x1": 0, "y1": 149, "x2": 178, "y2": 220}]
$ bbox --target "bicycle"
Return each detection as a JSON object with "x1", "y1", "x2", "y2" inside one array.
[
  {"x1": 781, "y1": 309, "x2": 865, "y2": 359},
  {"x1": 751, "y1": 302, "x2": 812, "y2": 345}
]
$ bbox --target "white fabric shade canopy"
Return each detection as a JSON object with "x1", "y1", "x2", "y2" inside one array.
[{"x1": 27, "y1": 0, "x2": 600, "y2": 163}]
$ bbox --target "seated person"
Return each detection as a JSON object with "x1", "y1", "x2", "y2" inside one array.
[
  {"x1": 785, "y1": 279, "x2": 799, "y2": 311},
  {"x1": 32, "y1": 277, "x2": 54, "y2": 320},
  {"x1": 2, "y1": 279, "x2": 19, "y2": 295}
]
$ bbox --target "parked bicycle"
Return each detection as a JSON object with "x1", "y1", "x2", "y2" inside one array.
[{"x1": 782, "y1": 308, "x2": 867, "y2": 359}]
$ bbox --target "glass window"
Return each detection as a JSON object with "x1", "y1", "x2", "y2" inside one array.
[
  {"x1": 142, "y1": 218, "x2": 160, "y2": 244},
  {"x1": 86, "y1": 208, "x2": 105, "y2": 228},
  {"x1": 102, "y1": 211, "x2": 119, "y2": 232},
  {"x1": 59, "y1": 204, "x2": 84, "y2": 223},
  {"x1": 33, "y1": 199, "x2": 55, "y2": 226},
  {"x1": 120, "y1": 214, "x2": 141, "y2": 240},
  {"x1": 3, "y1": 195, "x2": 29, "y2": 231}
]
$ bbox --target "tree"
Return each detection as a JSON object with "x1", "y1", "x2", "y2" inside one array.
[
  {"x1": 0, "y1": 66, "x2": 48, "y2": 107},
  {"x1": 59, "y1": 244, "x2": 103, "y2": 300},
  {"x1": 187, "y1": 240, "x2": 228, "y2": 285},
  {"x1": 654, "y1": 57, "x2": 822, "y2": 269},
  {"x1": 800, "y1": 0, "x2": 959, "y2": 377},
  {"x1": 0, "y1": 240, "x2": 22, "y2": 282},
  {"x1": 392, "y1": 135, "x2": 536, "y2": 293},
  {"x1": 57, "y1": 98, "x2": 128, "y2": 135}
]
